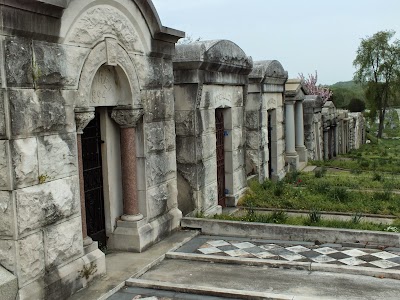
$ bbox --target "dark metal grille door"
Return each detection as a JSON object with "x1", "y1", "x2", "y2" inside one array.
[
  {"x1": 216, "y1": 109, "x2": 226, "y2": 207},
  {"x1": 81, "y1": 111, "x2": 106, "y2": 248},
  {"x1": 268, "y1": 113, "x2": 273, "y2": 178}
]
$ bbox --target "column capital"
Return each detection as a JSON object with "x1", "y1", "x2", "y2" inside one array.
[
  {"x1": 111, "y1": 105, "x2": 144, "y2": 128},
  {"x1": 75, "y1": 107, "x2": 95, "y2": 134},
  {"x1": 284, "y1": 100, "x2": 296, "y2": 106}
]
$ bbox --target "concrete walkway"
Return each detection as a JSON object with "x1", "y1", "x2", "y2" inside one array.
[
  {"x1": 115, "y1": 234, "x2": 400, "y2": 300},
  {"x1": 69, "y1": 230, "x2": 198, "y2": 300}
]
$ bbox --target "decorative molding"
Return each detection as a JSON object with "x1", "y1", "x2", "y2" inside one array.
[
  {"x1": 67, "y1": 6, "x2": 142, "y2": 52},
  {"x1": 105, "y1": 38, "x2": 118, "y2": 66},
  {"x1": 111, "y1": 106, "x2": 144, "y2": 128},
  {"x1": 75, "y1": 107, "x2": 95, "y2": 134}
]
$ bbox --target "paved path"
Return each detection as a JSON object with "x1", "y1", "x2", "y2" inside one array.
[{"x1": 116, "y1": 234, "x2": 400, "y2": 300}]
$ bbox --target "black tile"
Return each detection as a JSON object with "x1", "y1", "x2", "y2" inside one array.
[
  {"x1": 358, "y1": 255, "x2": 381, "y2": 263},
  {"x1": 387, "y1": 256, "x2": 400, "y2": 264},
  {"x1": 301, "y1": 250, "x2": 321, "y2": 259},
  {"x1": 245, "y1": 246, "x2": 265, "y2": 254},
  {"x1": 219, "y1": 245, "x2": 239, "y2": 251},
  {"x1": 327, "y1": 252, "x2": 351, "y2": 260}
]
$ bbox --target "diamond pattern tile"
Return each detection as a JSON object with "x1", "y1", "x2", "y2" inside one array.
[{"x1": 191, "y1": 239, "x2": 400, "y2": 270}]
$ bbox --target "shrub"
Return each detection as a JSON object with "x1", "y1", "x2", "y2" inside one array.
[
  {"x1": 351, "y1": 212, "x2": 363, "y2": 224},
  {"x1": 350, "y1": 168, "x2": 362, "y2": 175},
  {"x1": 347, "y1": 98, "x2": 366, "y2": 112},
  {"x1": 314, "y1": 167, "x2": 327, "y2": 178},
  {"x1": 359, "y1": 159, "x2": 370, "y2": 168},
  {"x1": 308, "y1": 209, "x2": 322, "y2": 223},
  {"x1": 372, "y1": 172, "x2": 383, "y2": 182},
  {"x1": 273, "y1": 180, "x2": 286, "y2": 196},
  {"x1": 286, "y1": 170, "x2": 301, "y2": 184},
  {"x1": 270, "y1": 211, "x2": 288, "y2": 223},
  {"x1": 313, "y1": 181, "x2": 330, "y2": 194},
  {"x1": 329, "y1": 187, "x2": 349, "y2": 202}
]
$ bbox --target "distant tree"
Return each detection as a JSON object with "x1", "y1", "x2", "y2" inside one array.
[
  {"x1": 353, "y1": 30, "x2": 400, "y2": 138},
  {"x1": 347, "y1": 98, "x2": 366, "y2": 112},
  {"x1": 299, "y1": 71, "x2": 333, "y2": 103}
]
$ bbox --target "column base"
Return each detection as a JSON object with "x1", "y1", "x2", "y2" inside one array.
[
  {"x1": 295, "y1": 145, "x2": 308, "y2": 163},
  {"x1": 225, "y1": 187, "x2": 248, "y2": 207},
  {"x1": 17, "y1": 243, "x2": 105, "y2": 300},
  {"x1": 83, "y1": 236, "x2": 93, "y2": 247},
  {"x1": 121, "y1": 213, "x2": 144, "y2": 222},
  {"x1": 285, "y1": 153, "x2": 299, "y2": 171},
  {"x1": 108, "y1": 207, "x2": 182, "y2": 252}
]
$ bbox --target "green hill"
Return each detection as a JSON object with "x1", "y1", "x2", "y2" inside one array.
[{"x1": 328, "y1": 80, "x2": 365, "y2": 109}]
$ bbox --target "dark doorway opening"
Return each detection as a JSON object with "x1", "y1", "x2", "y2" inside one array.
[
  {"x1": 82, "y1": 110, "x2": 107, "y2": 248},
  {"x1": 215, "y1": 109, "x2": 226, "y2": 207}
]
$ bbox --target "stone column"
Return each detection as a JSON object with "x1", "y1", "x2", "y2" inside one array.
[
  {"x1": 294, "y1": 100, "x2": 307, "y2": 163},
  {"x1": 111, "y1": 105, "x2": 144, "y2": 222},
  {"x1": 285, "y1": 101, "x2": 296, "y2": 155},
  {"x1": 323, "y1": 127, "x2": 329, "y2": 160},
  {"x1": 285, "y1": 100, "x2": 299, "y2": 169},
  {"x1": 75, "y1": 107, "x2": 95, "y2": 246}
]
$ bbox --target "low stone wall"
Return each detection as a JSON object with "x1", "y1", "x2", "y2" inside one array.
[{"x1": 181, "y1": 217, "x2": 400, "y2": 247}]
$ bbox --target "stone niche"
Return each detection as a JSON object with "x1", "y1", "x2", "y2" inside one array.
[
  {"x1": 0, "y1": 0, "x2": 184, "y2": 299},
  {"x1": 173, "y1": 40, "x2": 253, "y2": 214},
  {"x1": 247, "y1": 60, "x2": 288, "y2": 182},
  {"x1": 303, "y1": 95, "x2": 324, "y2": 160}
]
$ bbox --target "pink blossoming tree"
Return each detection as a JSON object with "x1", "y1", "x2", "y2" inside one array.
[{"x1": 298, "y1": 71, "x2": 333, "y2": 103}]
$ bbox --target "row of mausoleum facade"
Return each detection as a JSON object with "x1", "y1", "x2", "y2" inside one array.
[{"x1": 0, "y1": 1, "x2": 366, "y2": 299}]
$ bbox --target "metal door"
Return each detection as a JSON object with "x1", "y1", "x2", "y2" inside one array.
[
  {"x1": 81, "y1": 111, "x2": 107, "y2": 248},
  {"x1": 215, "y1": 109, "x2": 226, "y2": 207},
  {"x1": 268, "y1": 112, "x2": 273, "y2": 178}
]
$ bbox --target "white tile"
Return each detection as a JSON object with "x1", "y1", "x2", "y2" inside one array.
[
  {"x1": 198, "y1": 247, "x2": 222, "y2": 255},
  {"x1": 231, "y1": 242, "x2": 256, "y2": 249},
  {"x1": 206, "y1": 240, "x2": 230, "y2": 247},
  {"x1": 314, "y1": 247, "x2": 338, "y2": 255},
  {"x1": 260, "y1": 244, "x2": 280, "y2": 250},
  {"x1": 311, "y1": 255, "x2": 337, "y2": 263},
  {"x1": 339, "y1": 257, "x2": 365, "y2": 266},
  {"x1": 253, "y1": 251, "x2": 276, "y2": 259},
  {"x1": 279, "y1": 253, "x2": 305, "y2": 261},
  {"x1": 371, "y1": 252, "x2": 399, "y2": 260},
  {"x1": 286, "y1": 245, "x2": 310, "y2": 253},
  {"x1": 224, "y1": 249, "x2": 249, "y2": 257},
  {"x1": 369, "y1": 260, "x2": 400, "y2": 269},
  {"x1": 342, "y1": 249, "x2": 367, "y2": 257}
]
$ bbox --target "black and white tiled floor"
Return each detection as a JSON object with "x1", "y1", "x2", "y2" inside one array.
[{"x1": 195, "y1": 239, "x2": 400, "y2": 270}]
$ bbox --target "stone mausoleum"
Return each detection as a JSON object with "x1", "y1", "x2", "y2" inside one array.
[
  {"x1": 173, "y1": 40, "x2": 253, "y2": 215},
  {"x1": 246, "y1": 60, "x2": 287, "y2": 182},
  {"x1": 0, "y1": 0, "x2": 183, "y2": 298}
]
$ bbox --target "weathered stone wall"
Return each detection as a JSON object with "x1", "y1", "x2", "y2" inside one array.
[
  {"x1": 174, "y1": 40, "x2": 252, "y2": 214},
  {"x1": 0, "y1": 0, "x2": 184, "y2": 299},
  {"x1": 349, "y1": 112, "x2": 366, "y2": 150},
  {"x1": 246, "y1": 60, "x2": 287, "y2": 182},
  {"x1": 303, "y1": 95, "x2": 324, "y2": 161}
]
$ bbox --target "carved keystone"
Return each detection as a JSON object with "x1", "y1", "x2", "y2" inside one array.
[
  {"x1": 75, "y1": 107, "x2": 95, "y2": 134},
  {"x1": 111, "y1": 105, "x2": 144, "y2": 128}
]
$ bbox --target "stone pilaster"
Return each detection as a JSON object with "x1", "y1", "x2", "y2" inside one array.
[
  {"x1": 74, "y1": 107, "x2": 94, "y2": 246},
  {"x1": 111, "y1": 105, "x2": 144, "y2": 222},
  {"x1": 294, "y1": 100, "x2": 307, "y2": 163},
  {"x1": 285, "y1": 101, "x2": 299, "y2": 169}
]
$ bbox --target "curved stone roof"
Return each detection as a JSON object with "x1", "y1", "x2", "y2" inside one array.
[
  {"x1": 249, "y1": 60, "x2": 288, "y2": 82},
  {"x1": 174, "y1": 40, "x2": 253, "y2": 74}
]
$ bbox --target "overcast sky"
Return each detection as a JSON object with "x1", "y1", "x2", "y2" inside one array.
[{"x1": 152, "y1": 0, "x2": 400, "y2": 85}]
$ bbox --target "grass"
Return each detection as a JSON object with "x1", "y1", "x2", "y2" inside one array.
[
  {"x1": 239, "y1": 179, "x2": 400, "y2": 216},
  {"x1": 212, "y1": 210, "x2": 398, "y2": 232}
]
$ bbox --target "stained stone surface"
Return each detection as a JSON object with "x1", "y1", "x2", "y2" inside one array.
[
  {"x1": 0, "y1": 192, "x2": 13, "y2": 237},
  {"x1": 146, "y1": 151, "x2": 176, "y2": 188},
  {"x1": 11, "y1": 138, "x2": 39, "y2": 188},
  {"x1": 4, "y1": 37, "x2": 33, "y2": 87},
  {"x1": 147, "y1": 180, "x2": 177, "y2": 219},
  {"x1": 145, "y1": 123, "x2": 165, "y2": 152},
  {"x1": 143, "y1": 89, "x2": 174, "y2": 122},
  {"x1": 0, "y1": 240, "x2": 15, "y2": 272},
  {"x1": 32, "y1": 41, "x2": 89, "y2": 88},
  {"x1": 9, "y1": 89, "x2": 67, "y2": 137},
  {"x1": 15, "y1": 176, "x2": 80, "y2": 236},
  {"x1": 17, "y1": 232, "x2": 45, "y2": 286},
  {"x1": 44, "y1": 216, "x2": 83, "y2": 270},
  {"x1": 37, "y1": 133, "x2": 77, "y2": 181},
  {"x1": 0, "y1": 141, "x2": 10, "y2": 190}
]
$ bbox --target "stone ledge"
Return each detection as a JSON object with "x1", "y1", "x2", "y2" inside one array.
[{"x1": 181, "y1": 218, "x2": 400, "y2": 247}]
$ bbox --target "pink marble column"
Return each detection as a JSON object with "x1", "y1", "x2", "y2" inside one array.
[
  {"x1": 112, "y1": 105, "x2": 144, "y2": 222},
  {"x1": 75, "y1": 107, "x2": 95, "y2": 246}
]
